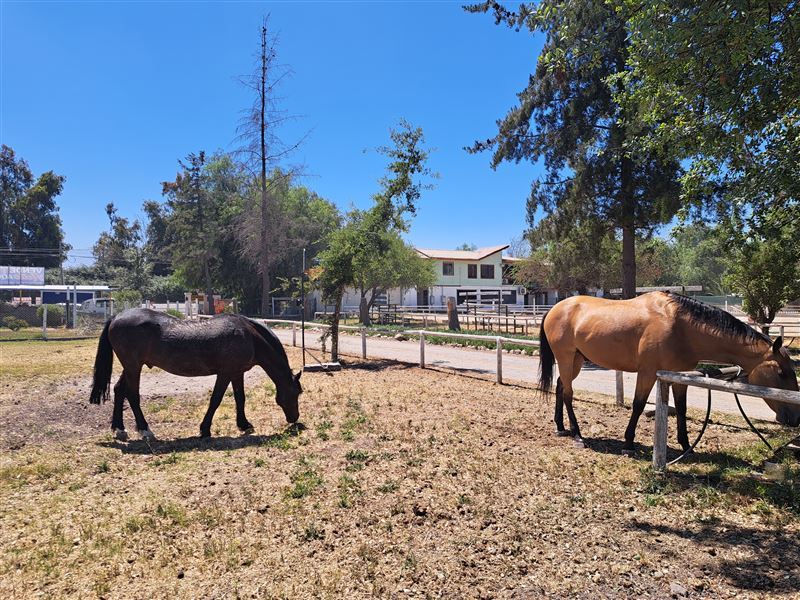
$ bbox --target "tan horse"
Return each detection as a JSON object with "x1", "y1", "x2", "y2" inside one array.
[{"x1": 538, "y1": 292, "x2": 799, "y2": 454}]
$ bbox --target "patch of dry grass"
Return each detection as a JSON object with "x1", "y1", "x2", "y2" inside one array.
[{"x1": 1, "y1": 343, "x2": 799, "y2": 598}]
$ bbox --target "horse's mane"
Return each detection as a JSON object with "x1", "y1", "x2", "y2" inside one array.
[
  {"x1": 666, "y1": 292, "x2": 770, "y2": 345},
  {"x1": 247, "y1": 318, "x2": 292, "y2": 371}
]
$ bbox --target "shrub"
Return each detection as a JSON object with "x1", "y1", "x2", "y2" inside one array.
[
  {"x1": 165, "y1": 308, "x2": 184, "y2": 319},
  {"x1": 113, "y1": 289, "x2": 142, "y2": 307},
  {"x1": 2, "y1": 316, "x2": 27, "y2": 331},
  {"x1": 36, "y1": 304, "x2": 65, "y2": 326}
]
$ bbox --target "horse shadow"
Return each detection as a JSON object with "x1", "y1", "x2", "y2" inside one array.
[
  {"x1": 97, "y1": 423, "x2": 307, "y2": 455},
  {"x1": 581, "y1": 436, "x2": 756, "y2": 473},
  {"x1": 624, "y1": 519, "x2": 800, "y2": 593}
]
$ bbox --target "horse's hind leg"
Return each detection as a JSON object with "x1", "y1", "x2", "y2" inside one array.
[
  {"x1": 124, "y1": 368, "x2": 154, "y2": 439},
  {"x1": 111, "y1": 373, "x2": 129, "y2": 441},
  {"x1": 231, "y1": 373, "x2": 254, "y2": 434},
  {"x1": 554, "y1": 378, "x2": 569, "y2": 436},
  {"x1": 622, "y1": 372, "x2": 657, "y2": 456},
  {"x1": 672, "y1": 383, "x2": 691, "y2": 452},
  {"x1": 200, "y1": 375, "x2": 231, "y2": 438}
]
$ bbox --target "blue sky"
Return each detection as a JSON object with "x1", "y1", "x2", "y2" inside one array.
[{"x1": 2, "y1": 1, "x2": 544, "y2": 267}]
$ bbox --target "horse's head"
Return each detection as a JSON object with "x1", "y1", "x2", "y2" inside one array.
[
  {"x1": 276, "y1": 371, "x2": 302, "y2": 423},
  {"x1": 750, "y1": 337, "x2": 800, "y2": 427}
]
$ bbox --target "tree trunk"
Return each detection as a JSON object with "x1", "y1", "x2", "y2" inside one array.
[
  {"x1": 203, "y1": 259, "x2": 214, "y2": 315},
  {"x1": 620, "y1": 152, "x2": 636, "y2": 299},
  {"x1": 447, "y1": 297, "x2": 460, "y2": 331},
  {"x1": 359, "y1": 294, "x2": 371, "y2": 327},
  {"x1": 258, "y1": 23, "x2": 271, "y2": 317},
  {"x1": 330, "y1": 293, "x2": 342, "y2": 362}
]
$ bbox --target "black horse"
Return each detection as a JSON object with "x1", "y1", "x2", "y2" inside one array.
[{"x1": 89, "y1": 308, "x2": 302, "y2": 440}]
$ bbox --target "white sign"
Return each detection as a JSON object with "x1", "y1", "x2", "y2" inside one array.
[{"x1": 0, "y1": 266, "x2": 46, "y2": 285}]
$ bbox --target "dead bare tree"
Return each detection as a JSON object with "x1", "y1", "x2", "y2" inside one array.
[{"x1": 236, "y1": 16, "x2": 305, "y2": 316}]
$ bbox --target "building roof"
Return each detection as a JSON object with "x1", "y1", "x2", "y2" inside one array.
[
  {"x1": 0, "y1": 284, "x2": 112, "y2": 292},
  {"x1": 416, "y1": 245, "x2": 509, "y2": 261}
]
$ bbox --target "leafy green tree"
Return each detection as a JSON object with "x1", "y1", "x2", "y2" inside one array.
[
  {"x1": 455, "y1": 243, "x2": 477, "y2": 251},
  {"x1": 617, "y1": 0, "x2": 799, "y2": 218},
  {"x1": 317, "y1": 120, "x2": 436, "y2": 357},
  {"x1": 93, "y1": 202, "x2": 142, "y2": 270},
  {"x1": 670, "y1": 223, "x2": 728, "y2": 294},
  {"x1": 722, "y1": 203, "x2": 800, "y2": 333},
  {"x1": 467, "y1": 1, "x2": 682, "y2": 298},
  {"x1": 0, "y1": 145, "x2": 68, "y2": 267},
  {"x1": 161, "y1": 151, "x2": 223, "y2": 313}
]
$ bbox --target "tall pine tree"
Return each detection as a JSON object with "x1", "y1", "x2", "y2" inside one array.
[{"x1": 467, "y1": 1, "x2": 681, "y2": 298}]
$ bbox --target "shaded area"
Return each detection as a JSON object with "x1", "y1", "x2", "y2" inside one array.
[
  {"x1": 627, "y1": 519, "x2": 800, "y2": 593},
  {"x1": 96, "y1": 423, "x2": 307, "y2": 455}
]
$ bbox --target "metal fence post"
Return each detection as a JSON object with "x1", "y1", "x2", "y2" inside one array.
[
  {"x1": 419, "y1": 333, "x2": 425, "y2": 368},
  {"x1": 42, "y1": 304, "x2": 48, "y2": 340},
  {"x1": 361, "y1": 327, "x2": 367, "y2": 359},
  {"x1": 652, "y1": 380, "x2": 671, "y2": 471},
  {"x1": 615, "y1": 371, "x2": 624, "y2": 407},
  {"x1": 496, "y1": 337, "x2": 503, "y2": 384}
]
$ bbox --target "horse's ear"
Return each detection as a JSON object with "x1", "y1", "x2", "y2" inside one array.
[{"x1": 772, "y1": 336, "x2": 783, "y2": 353}]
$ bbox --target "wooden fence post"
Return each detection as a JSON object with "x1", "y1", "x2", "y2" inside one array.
[
  {"x1": 361, "y1": 327, "x2": 367, "y2": 359},
  {"x1": 780, "y1": 325, "x2": 785, "y2": 339},
  {"x1": 419, "y1": 333, "x2": 425, "y2": 368},
  {"x1": 496, "y1": 337, "x2": 503, "y2": 384},
  {"x1": 615, "y1": 371, "x2": 624, "y2": 407},
  {"x1": 292, "y1": 322, "x2": 297, "y2": 347},
  {"x1": 652, "y1": 380, "x2": 671, "y2": 471},
  {"x1": 42, "y1": 304, "x2": 48, "y2": 340}
]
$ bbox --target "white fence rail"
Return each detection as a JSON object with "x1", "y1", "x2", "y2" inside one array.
[{"x1": 651, "y1": 370, "x2": 800, "y2": 471}]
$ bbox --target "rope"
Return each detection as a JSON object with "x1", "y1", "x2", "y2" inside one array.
[{"x1": 734, "y1": 392, "x2": 774, "y2": 452}]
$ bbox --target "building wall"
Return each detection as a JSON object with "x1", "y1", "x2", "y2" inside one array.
[{"x1": 430, "y1": 254, "x2": 504, "y2": 287}]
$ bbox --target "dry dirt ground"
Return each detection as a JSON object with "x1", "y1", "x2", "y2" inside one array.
[{"x1": 1, "y1": 339, "x2": 799, "y2": 599}]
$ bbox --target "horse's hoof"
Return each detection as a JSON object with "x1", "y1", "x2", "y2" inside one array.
[
  {"x1": 140, "y1": 429, "x2": 156, "y2": 441},
  {"x1": 573, "y1": 438, "x2": 587, "y2": 449},
  {"x1": 621, "y1": 447, "x2": 635, "y2": 457},
  {"x1": 241, "y1": 427, "x2": 255, "y2": 436},
  {"x1": 114, "y1": 429, "x2": 129, "y2": 442},
  {"x1": 556, "y1": 429, "x2": 572, "y2": 437}
]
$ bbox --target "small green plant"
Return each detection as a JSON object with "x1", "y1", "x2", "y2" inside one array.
[
  {"x1": 340, "y1": 400, "x2": 368, "y2": 441},
  {"x1": 165, "y1": 308, "x2": 184, "y2": 319},
  {"x1": 151, "y1": 453, "x2": 180, "y2": 467},
  {"x1": 300, "y1": 523, "x2": 325, "y2": 541},
  {"x1": 96, "y1": 461, "x2": 110, "y2": 474},
  {"x1": 286, "y1": 460, "x2": 323, "y2": 499},
  {"x1": 264, "y1": 432, "x2": 293, "y2": 451},
  {"x1": 254, "y1": 458, "x2": 265, "y2": 468},
  {"x1": 316, "y1": 419, "x2": 333, "y2": 441},
  {"x1": 338, "y1": 474, "x2": 362, "y2": 508},
  {"x1": 378, "y1": 480, "x2": 399, "y2": 493},
  {"x1": 345, "y1": 449, "x2": 371, "y2": 472}
]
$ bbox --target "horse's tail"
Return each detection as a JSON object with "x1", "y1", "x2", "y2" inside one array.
[
  {"x1": 538, "y1": 310, "x2": 555, "y2": 398},
  {"x1": 89, "y1": 320, "x2": 114, "y2": 404}
]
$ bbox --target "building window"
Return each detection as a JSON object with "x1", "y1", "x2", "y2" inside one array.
[
  {"x1": 467, "y1": 264, "x2": 477, "y2": 279},
  {"x1": 443, "y1": 262, "x2": 454, "y2": 276},
  {"x1": 480, "y1": 264, "x2": 495, "y2": 279}
]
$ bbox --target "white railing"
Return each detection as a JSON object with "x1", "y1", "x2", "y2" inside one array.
[{"x1": 651, "y1": 370, "x2": 800, "y2": 471}]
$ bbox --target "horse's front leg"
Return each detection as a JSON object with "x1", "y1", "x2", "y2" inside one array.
[
  {"x1": 622, "y1": 372, "x2": 657, "y2": 456},
  {"x1": 199, "y1": 375, "x2": 231, "y2": 438},
  {"x1": 672, "y1": 383, "x2": 691, "y2": 452},
  {"x1": 232, "y1": 372, "x2": 254, "y2": 434},
  {"x1": 111, "y1": 373, "x2": 129, "y2": 441}
]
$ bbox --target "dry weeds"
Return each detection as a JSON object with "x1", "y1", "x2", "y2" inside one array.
[{"x1": 1, "y1": 339, "x2": 799, "y2": 599}]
